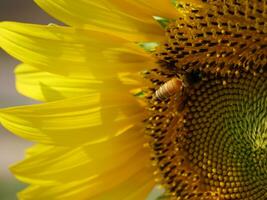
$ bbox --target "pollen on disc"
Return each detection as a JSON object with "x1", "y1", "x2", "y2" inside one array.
[
  {"x1": 155, "y1": 0, "x2": 267, "y2": 77},
  {"x1": 146, "y1": 72, "x2": 267, "y2": 199},
  {"x1": 145, "y1": 0, "x2": 267, "y2": 199}
]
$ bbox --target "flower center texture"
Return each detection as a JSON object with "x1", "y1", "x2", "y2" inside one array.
[{"x1": 145, "y1": 1, "x2": 267, "y2": 199}]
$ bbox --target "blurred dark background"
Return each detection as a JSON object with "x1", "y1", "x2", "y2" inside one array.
[{"x1": 0, "y1": 1, "x2": 57, "y2": 199}]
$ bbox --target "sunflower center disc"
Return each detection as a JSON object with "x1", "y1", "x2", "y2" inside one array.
[
  {"x1": 145, "y1": 1, "x2": 267, "y2": 199},
  {"x1": 146, "y1": 71, "x2": 267, "y2": 199}
]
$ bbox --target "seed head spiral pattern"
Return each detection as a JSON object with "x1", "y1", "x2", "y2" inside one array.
[{"x1": 145, "y1": 0, "x2": 267, "y2": 199}]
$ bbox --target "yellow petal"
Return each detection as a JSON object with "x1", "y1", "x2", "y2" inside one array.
[
  {"x1": 25, "y1": 144, "x2": 54, "y2": 159},
  {"x1": 13, "y1": 129, "x2": 154, "y2": 199},
  {"x1": 0, "y1": 22, "x2": 154, "y2": 77},
  {"x1": 11, "y1": 125, "x2": 146, "y2": 184},
  {"x1": 15, "y1": 64, "x2": 144, "y2": 102},
  {"x1": 34, "y1": 0, "x2": 179, "y2": 41},
  {"x1": 0, "y1": 95, "x2": 145, "y2": 146},
  {"x1": 19, "y1": 167, "x2": 154, "y2": 200},
  {"x1": 109, "y1": 0, "x2": 179, "y2": 19}
]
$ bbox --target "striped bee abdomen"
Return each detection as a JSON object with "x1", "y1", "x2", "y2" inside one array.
[{"x1": 155, "y1": 78, "x2": 183, "y2": 100}]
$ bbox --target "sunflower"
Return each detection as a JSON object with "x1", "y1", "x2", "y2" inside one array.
[{"x1": 0, "y1": 0, "x2": 266, "y2": 199}]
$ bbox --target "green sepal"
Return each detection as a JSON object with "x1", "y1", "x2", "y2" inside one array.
[
  {"x1": 153, "y1": 16, "x2": 171, "y2": 29},
  {"x1": 171, "y1": 0, "x2": 178, "y2": 7},
  {"x1": 132, "y1": 88, "x2": 146, "y2": 98},
  {"x1": 139, "y1": 42, "x2": 159, "y2": 52},
  {"x1": 133, "y1": 91, "x2": 145, "y2": 98},
  {"x1": 156, "y1": 194, "x2": 170, "y2": 200}
]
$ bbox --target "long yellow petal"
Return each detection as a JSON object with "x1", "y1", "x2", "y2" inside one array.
[
  {"x1": 0, "y1": 95, "x2": 145, "y2": 146},
  {"x1": 0, "y1": 22, "x2": 154, "y2": 77},
  {"x1": 18, "y1": 167, "x2": 154, "y2": 200},
  {"x1": 13, "y1": 130, "x2": 154, "y2": 199},
  {"x1": 15, "y1": 64, "x2": 144, "y2": 101},
  {"x1": 11, "y1": 125, "x2": 145, "y2": 184},
  {"x1": 34, "y1": 0, "x2": 179, "y2": 41}
]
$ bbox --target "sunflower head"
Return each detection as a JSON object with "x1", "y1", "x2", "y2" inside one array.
[
  {"x1": 0, "y1": 0, "x2": 266, "y2": 200},
  {"x1": 145, "y1": 0, "x2": 267, "y2": 199}
]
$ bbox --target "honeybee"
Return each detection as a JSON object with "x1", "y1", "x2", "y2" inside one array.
[{"x1": 155, "y1": 77, "x2": 183, "y2": 100}]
